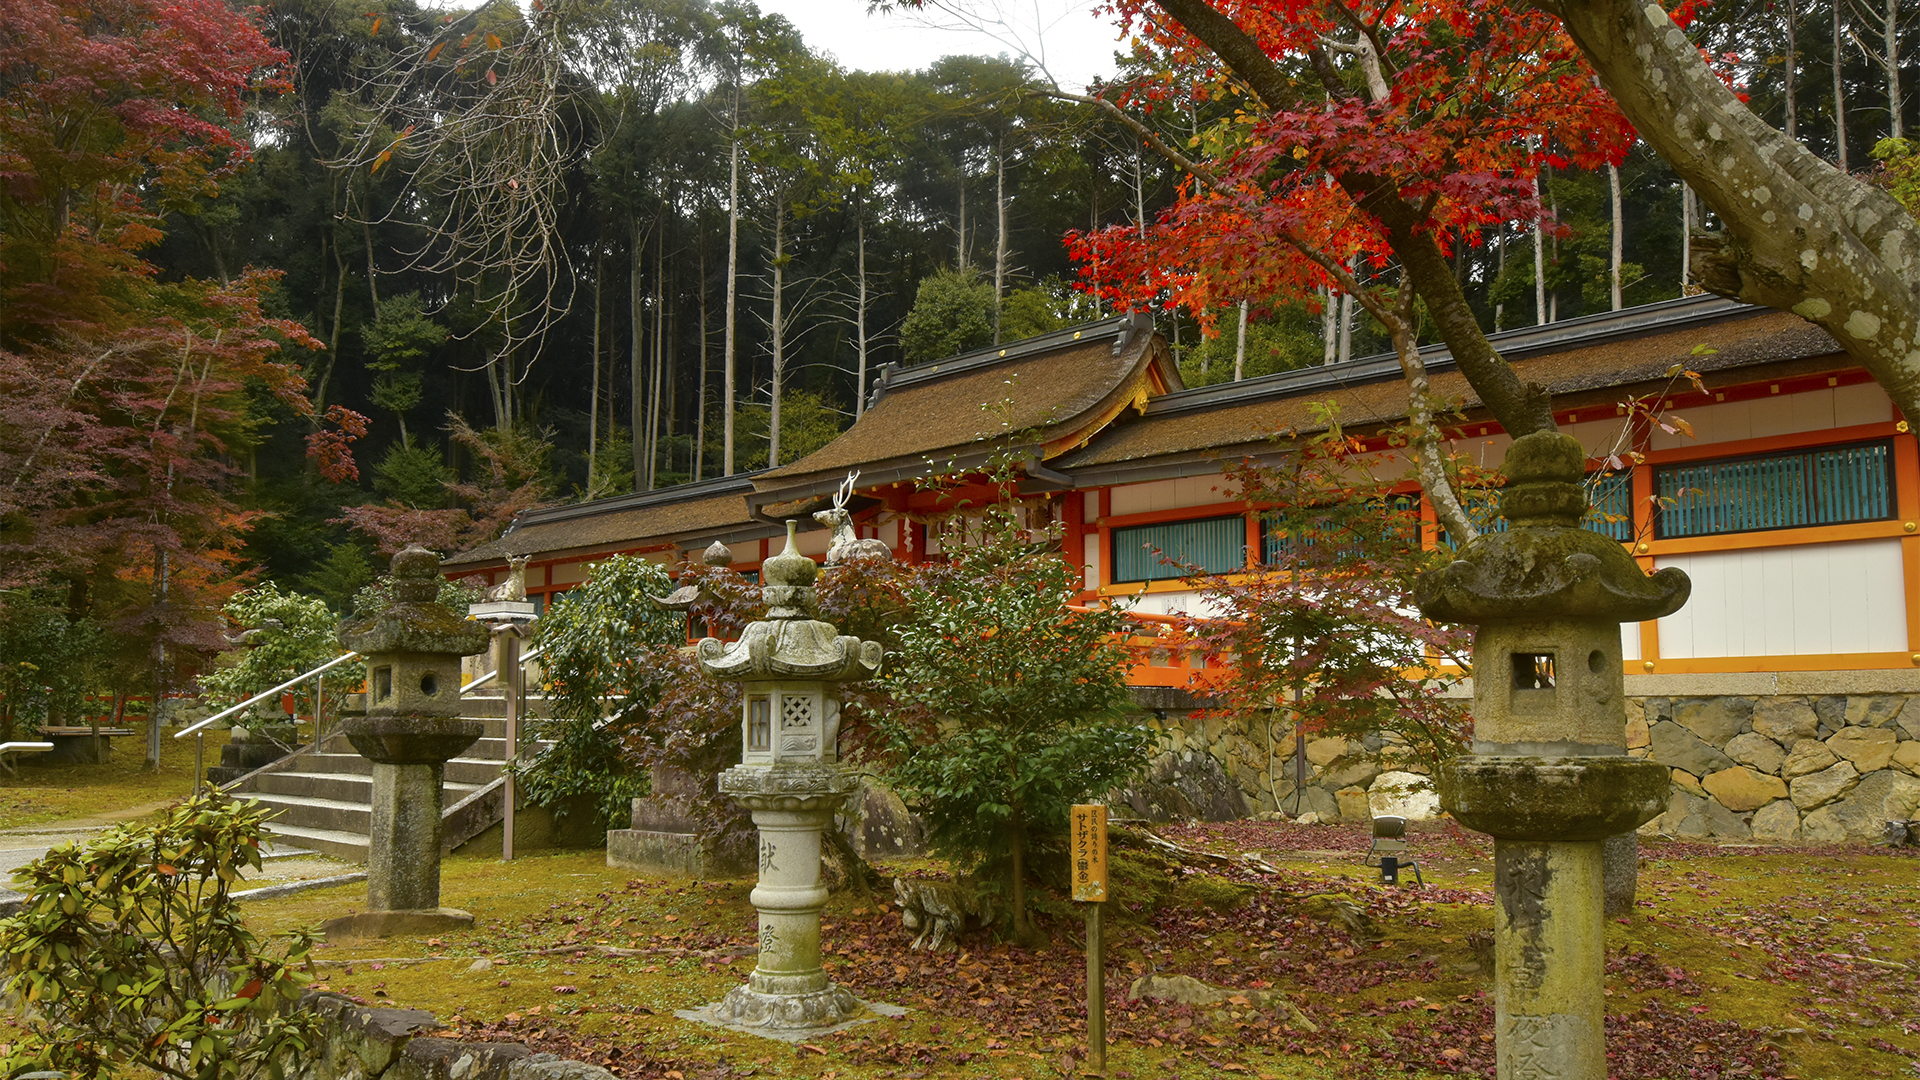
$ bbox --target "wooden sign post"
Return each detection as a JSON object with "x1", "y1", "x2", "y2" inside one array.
[{"x1": 1072, "y1": 804, "x2": 1109, "y2": 1074}]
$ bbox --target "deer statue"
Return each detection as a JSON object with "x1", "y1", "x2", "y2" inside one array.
[
  {"x1": 813, "y1": 471, "x2": 892, "y2": 566},
  {"x1": 486, "y1": 554, "x2": 531, "y2": 602}
]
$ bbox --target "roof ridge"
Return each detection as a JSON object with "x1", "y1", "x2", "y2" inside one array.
[
  {"x1": 1145, "y1": 293, "x2": 1754, "y2": 419},
  {"x1": 866, "y1": 313, "x2": 1148, "y2": 409},
  {"x1": 501, "y1": 470, "x2": 765, "y2": 532}
]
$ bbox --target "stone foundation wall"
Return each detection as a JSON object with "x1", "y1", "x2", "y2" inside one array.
[
  {"x1": 1118, "y1": 678, "x2": 1920, "y2": 841},
  {"x1": 1628, "y1": 693, "x2": 1920, "y2": 842},
  {"x1": 1117, "y1": 690, "x2": 1434, "y2": 824}
]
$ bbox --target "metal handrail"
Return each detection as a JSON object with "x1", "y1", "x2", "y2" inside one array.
[
  {"x1": 462, "y1": 646, "x2": 542, "y2": 694},
  {"x1": 176, "y1": 651, "x2": 364, "y2": 740},
  {"x1": 180, "y1": 650, "x2": 362, "y2": 797},
  {"x1": 182, "y1": 640, "x2": 544, "y2": 798}
]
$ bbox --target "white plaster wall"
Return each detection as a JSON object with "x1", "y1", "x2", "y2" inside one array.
[
  {"x1": 1445, "y1": 432, "x2": 1512, "y2": 471},
  {"x1": 1120, "y1": 589, "x2": 1230, "y2": 619},
  {"x1": 1565, "y1": 417, "x2": 1634, "y2": 461},
  {"x1": 1108, "y1": 475, "x2": 1235, "y2": 516},
  {"x1": 1084, "y1": 533, "x2": 1102, "y2": 591},
  {"x1": 1649, "y1": 384, "x2": 1893, "y2": 450},
  {"x1": 794, "y1": 525, "x2": 830, "y2": 557},
  {"x1": 1655, "y1": 539, "x2": 1906, "y2": 657},
  {"x1": 1622, "y1": 622, "x2": 1642, "y2": 662}
]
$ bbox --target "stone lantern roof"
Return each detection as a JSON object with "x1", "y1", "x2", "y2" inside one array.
[
  {"x1": 338, "y1": 545, "x2": 491, "y2": 658},
  {"x1": 1414, "y1": 431, "x2": 1691, "y2": 625},
  {"x1": 695, "y1": 522, "x2": 882, "y2": 684}
]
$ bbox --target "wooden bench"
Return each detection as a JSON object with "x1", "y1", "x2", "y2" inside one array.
[
  {"x1": 37, "y1": 726, "x2": 138, "y2": 765},
  {"x1": 0, "y1": 741, "x2": 54, "y2": 775}
]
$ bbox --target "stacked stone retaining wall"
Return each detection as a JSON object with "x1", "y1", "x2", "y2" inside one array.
[
  {"x1": 1117, "y1": 683, "x2": 1920, "y2": 842},
  {"x1": 1117, "y1": 691, "x2": 1435, "y2": 825},
  {"x1": 1627, "y1": 693, "x2": 1920, "y2": 842}
]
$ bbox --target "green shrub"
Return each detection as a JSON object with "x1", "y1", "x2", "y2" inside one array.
[
  {"x1": 0, "y1": 791, "x2": 318, "y2": 1080},
  {"x1": 196, "y1": 582, "x2": 341, "y2": 732}
]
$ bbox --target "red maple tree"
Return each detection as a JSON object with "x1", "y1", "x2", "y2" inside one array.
[
  {"x1": 0, "y1": 0, "x2": 361, "y2": 686},
  {"x1": 1071, "y1": 0, "x2": 1636, "y2": 449}
]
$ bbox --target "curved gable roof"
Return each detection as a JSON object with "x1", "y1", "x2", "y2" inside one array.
[{"x1": 752, "y1": 314, "x2": 1180, "y2": 498}]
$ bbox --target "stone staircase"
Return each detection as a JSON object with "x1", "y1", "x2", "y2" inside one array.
[{"x1": 220, "y1": 695, "x2": 550, "y2": 862}]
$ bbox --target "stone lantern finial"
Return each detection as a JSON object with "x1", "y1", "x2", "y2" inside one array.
[{"x1": 1416, "y1": 430, "x2": 1690, "y2": 1080}]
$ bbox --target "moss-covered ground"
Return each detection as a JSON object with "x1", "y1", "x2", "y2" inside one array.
[
  {"x1": 0, "y1": 725, "x2": 227, "y2": 830},
  {"x1": 114, "y1": 821, "x2": 1920, "y2": 1078}
]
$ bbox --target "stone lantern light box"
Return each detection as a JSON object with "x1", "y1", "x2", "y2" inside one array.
[{"x1": 742, "y1": 684, "x2": 839, "y2": 765}]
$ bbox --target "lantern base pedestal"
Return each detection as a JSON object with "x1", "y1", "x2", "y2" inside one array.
[
  {"x1": 675, "y1": 991, "x2": 904, "y2": 1042},
  {"x1": 719, "y1": 982, "x2": 861, "y2": 1028},
  {"x1": 322, "y1": 907, "x2": 474, "y2": 940}
]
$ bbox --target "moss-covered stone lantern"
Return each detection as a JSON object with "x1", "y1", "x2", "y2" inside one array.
[
  {"x1": 324, "y1": 544, "x2": 491, "y2": 939},
  {"x1": 689, "y1": 520, "x2": 883, "y2": 1032},
  {"x1": 1415, "y1": 431, "x2": 1689, "y2": 1080}
]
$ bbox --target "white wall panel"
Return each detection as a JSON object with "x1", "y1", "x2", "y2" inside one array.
[
  {"x1": 1834, "y1": 381, "x2": 1895, "y2": 427},
  {"x1": 1655, "y1": 539, "x2": 1905, "y2": 657},
  {"x1": 1622, "y1": 623, "x2": 1641, "y2": 662},
  {"x1": 1446, "y1": 432, "x2": 1512, "y2": 471},
  {"x1": 1108, "y1": 474, "x2": 1235, "y2": 516},
  {"x1": 1121, "y1": 589, "x2": 1231, "y2": 619},
  {"x1": 1647, "y1": 385, "x2": 1892, "y2": 451}
]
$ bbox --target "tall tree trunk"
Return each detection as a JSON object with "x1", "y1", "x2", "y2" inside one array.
[
  {"x1": 1321, "y1": 284, "x2": 1338, "y2": 363},
  {"x1": 1835, "y1": 0, "x2": 1849, "y2": 170},
  {"x1": 666, "y1": 287, "x2": 678, "y2": 456},
  {"x1": 1493, "y1": 228, "x2": 1506, "y2": 331},
  {"x1": 856, "y1": 217, "x2": 870, "y2": 417},
  {"x1": 1885, "y1": 0, "x2": 1903, "y2": 140},
  {"x1": 648, "y1": 227, "x2": 666, "y2": 489},
  {"x1": 768, "y1": 201, "x2": 785, "y2": 469},
  {"x1": 313, "y1": 174, "x2": 347, "y2": 414},
  {"x1": 1533, "y1": 165, "x2": 1548, "y2": 324},
  {"x1": 956, "y1": 172, "x2": 968, "y2": 269},
  {"x1": 1680, "y1": 182, "x2": 1693, "y2": 291},
  {"x1": 1338, "y1": 258, "x2": 1355, "y2": 363},
  {"x1": 631, "y1": 219, "x2": 647, "y2": 489},
  {"x1": 724, "y1": 122, "x2": 741, "y2": 476},
  {"x1": 589, "y1": 250, "x2": 602, "y2": 495},
  {"x1": 1234, "y1": 299, "x2": 1248, "y2": 380},
  {"x1": 1786, "y1": 0, "x2": 1799, "y2": 139},
  {"x1": 994, "y1": 137, "x2": 1008, "y2": 344},
  {"x1": 696, "y1": 236, "x2": 709, "y2": 482},
  {"x1": 363, "y1": 217, "x2": 380, "y2": 306},
  {"x1": 1089, "y1": 193, "x2": 1104, "y2": 318},
  {"x1": 1609, "y1": 163, "x2": 1625, "y2": 310}
]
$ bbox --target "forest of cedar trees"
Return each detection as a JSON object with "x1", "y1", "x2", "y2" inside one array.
[{"x1": 1, "y1": 0, "x2": 1913, "y2": 711}]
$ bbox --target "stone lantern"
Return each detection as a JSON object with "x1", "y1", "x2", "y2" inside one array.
[
  {"x1": 690, "y1": 520, "x2": 883, "y2": 1031},
  {"x1": 324, "y1": 544, "x2": 491, "y2": 939},
  {"x1": 1416, "y1": 431, "x2": 1689, "y2": 1080}
]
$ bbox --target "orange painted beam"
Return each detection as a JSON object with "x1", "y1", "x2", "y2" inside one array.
[
  {"x1": 1638, "y1": 651, "x2": 1913, "y2": 674},
  {"x1": 1643, "y1": 518, "x2": 1906, "y2": 556}
]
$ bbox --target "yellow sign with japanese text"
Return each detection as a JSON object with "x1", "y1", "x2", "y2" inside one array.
[{"x1": 1071, "y1": 804, "x2": 1108, "y2": 902}]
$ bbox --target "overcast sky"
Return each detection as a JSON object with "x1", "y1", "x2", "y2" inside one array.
[{"x1": 750, "y1": 0, "x2": 1127, "y2": 90}]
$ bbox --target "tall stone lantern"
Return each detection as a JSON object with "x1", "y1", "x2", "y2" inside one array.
[
  {"x1": 1416, "y1": 431, "x2": 1689, "y2": 1080},
  {"x1": 692, "y1": 520, "x2": 882, "y2": 1030},
  {"x1": 324, "y1": 544, "x2": 491, "y2": 939}
]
